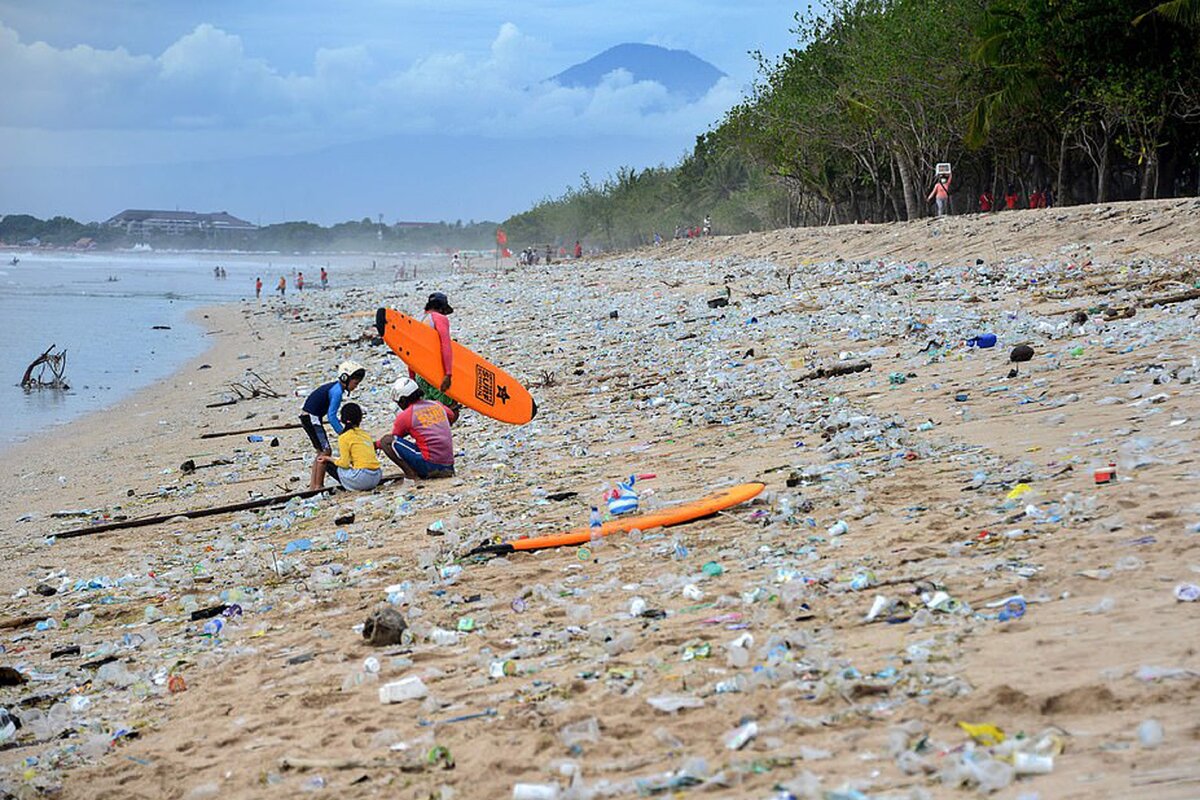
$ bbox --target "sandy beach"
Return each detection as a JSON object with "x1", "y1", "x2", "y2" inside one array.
[{"x1": 3, "y1": 198, "x2": 1200, "y2": 800}]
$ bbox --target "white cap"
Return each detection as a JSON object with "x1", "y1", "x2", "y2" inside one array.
[
  {"x1": 338, "y1": 360, "x2": 366, "y2": 383},
  {"x1": 391, "y1": 377, "x2": 421, "y2": 405}
]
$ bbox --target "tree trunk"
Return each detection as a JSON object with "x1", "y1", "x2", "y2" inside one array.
[
  {"x1": 1097, "y1": 137, "x2": 1110, "y2": 202},
  {"x1": 1056, "y1": 131, "x2": 1069, "y2": 206},
  {"x1": 895, "y1": 153, "x2": 919, "y2": 221},
  {"x1": 1139, "y1": 149, "x2": 1157, "y2": 200}
]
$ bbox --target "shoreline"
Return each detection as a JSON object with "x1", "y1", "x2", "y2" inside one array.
[
  {"x1": 2, "y1": 208, "x2": 1198, "y2": 799},
  {"x1": 0, "y1": 304, "x2": 212, "y2": 457}
]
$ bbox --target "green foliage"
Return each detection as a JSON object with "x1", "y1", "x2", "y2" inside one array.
[{"x1": 504, "y1": 0, "x2": 1200, "y2": 245}]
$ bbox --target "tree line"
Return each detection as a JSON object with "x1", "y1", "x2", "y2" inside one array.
[
  {"x1": 0, "y1": 214, "x2": 499, "y2": 254},
  {"x1": 502, "y1": 0, "x2": 1200, "y2": 248}
]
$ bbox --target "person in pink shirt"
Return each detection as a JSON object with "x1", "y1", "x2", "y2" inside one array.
[
  {"x1": 377, "y1": 378, "x2": 458, "y2": 479},
  {"x1": 411, "y1": 292, "x2": 457, "y2": 408}
]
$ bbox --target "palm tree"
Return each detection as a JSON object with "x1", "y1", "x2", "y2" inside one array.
[{"x1": 1134, "y1": 0, "x2": 1199, "y2": 26}]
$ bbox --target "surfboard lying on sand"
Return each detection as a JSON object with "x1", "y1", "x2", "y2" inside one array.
[
  {"x1": 468, "y1": 482, "x2": 766, "y2": 555},
  {"x1": 375, "y1": 307, "x2": 537, "y2": 425}
]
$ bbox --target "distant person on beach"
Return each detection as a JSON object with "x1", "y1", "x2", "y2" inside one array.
[
  {"x1": 1004, "y1": 185, "x2": 1020, "y2": 210},
  {"x1": 411, "y1": 292, "x2": 456, "y2": 407},
  {"x1": 927, "y1": 172, "x2": 951, "y2": 217},
  {"x1": 376, "y1": 378, "x2": 458, "y2": 480},
  {"x1": 214, "y1": 266, "x2": 220, "y2": 279},
  {"x1": 320, "y1": 267, "x2": 328, "y2": 288},
  {"x1": 277, "y1": 276, "x2": 286, "y2": 297},
  {"x1": 979, "y1": 191, "x2": 994, "y2": 212},
  {"x1": 297, "y1": 272, "x2": 305, "y2": 291},
  {"x1": 451, "y1": 253, "x2": 460, "y2": 272},
  {"x1": 255, "y1": 277, "x2": 262, "y2": 299},
  {"x1": 315, "y1": 402, "x2": 382, "y2": 491},
  {"x1": 574, "y1": 240, "x2": 582, "y2": 259},
  {"x1": 703, "y1": 215, "x2": 711, "y2": 235},
  {"x1": 301, "y1": 360, "x2": 366, "y2": 490}
]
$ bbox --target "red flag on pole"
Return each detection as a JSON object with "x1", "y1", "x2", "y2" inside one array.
[{"x1": 496, "y1": 229, "x2": 508, "y2": 246}]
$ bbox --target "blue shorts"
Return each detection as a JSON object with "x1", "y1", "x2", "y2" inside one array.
[{"x1": 389, "y1": 438, "x2": 454, "y2": 479}]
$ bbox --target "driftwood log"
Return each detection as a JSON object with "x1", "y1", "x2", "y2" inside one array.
[
  {"x1": 20, "y1": 344, "x2": 69, "y2": 390},
  {"x1": 199, "y1": 422, "x2": 303, "y2": 439},
  {"x1": 52, "y1": 475, "x2": 405, "y2": 540},
  {"x1": 795, "y1": 360, "x2": 872, "y2": 383}
]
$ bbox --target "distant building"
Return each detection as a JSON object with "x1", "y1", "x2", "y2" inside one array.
[{"x1": 105, "y1": 209, "x2": 257, "y2": 236}]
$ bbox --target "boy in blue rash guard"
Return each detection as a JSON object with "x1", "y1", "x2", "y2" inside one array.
[{"x1": 300, "y1": 359, "x2": 366, "y2": 489}]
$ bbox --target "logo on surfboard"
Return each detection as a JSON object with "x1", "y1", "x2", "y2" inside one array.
[{"x1": 474, "y1": 364, "x2": 509, "y2": 406}]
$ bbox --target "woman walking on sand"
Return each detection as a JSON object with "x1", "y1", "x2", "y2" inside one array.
[{"x1": 927, "y1": 172, "x2": 951, "y2": 217}]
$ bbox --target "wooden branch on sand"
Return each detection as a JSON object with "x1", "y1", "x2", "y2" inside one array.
[
  {"x1": 199, "y1": 423, "x2": 303, "y2": 439},
  {"x1": 795, "y1": 361, "x2": 872, "y2": 383},
  {"x1": 52, "y1": 475, "x2": 405, "y2": 540},
  {"x1": 1142, "y1": 288, "x2": 1200, "y2": 308}
]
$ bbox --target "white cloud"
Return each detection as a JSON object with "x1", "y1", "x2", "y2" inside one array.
[{"x1": 0, "y1": 20, "x2": 737, "y2": 161}]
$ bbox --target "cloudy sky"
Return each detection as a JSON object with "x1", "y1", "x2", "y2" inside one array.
[{"x1": 0, "y1": 1, "x2": 803, "y2": 224}]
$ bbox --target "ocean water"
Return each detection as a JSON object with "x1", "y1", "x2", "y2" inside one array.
[{"x1": 0, "y1": 250, "x2": 414, "y2": 450}]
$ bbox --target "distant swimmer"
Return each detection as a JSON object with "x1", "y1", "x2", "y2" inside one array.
[
  {"x1": 300, "y1": 360, "x2": 366, "y2": 490},
  {"x1": 255, "y1": 276, "x2": 262, "y2": 299}
]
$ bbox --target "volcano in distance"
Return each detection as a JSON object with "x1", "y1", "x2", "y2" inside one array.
[{"x1": 549, "y1": 43, "x2": 726, "y2": 101}]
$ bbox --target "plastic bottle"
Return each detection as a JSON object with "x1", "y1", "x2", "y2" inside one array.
[
  {"x1": 247, "y1": 435, "x2": 264, "y2": 443},
  {"x1": 1138, "y1": 719, "x2": 1164, "y2": 748},
  {"x1": 589, "y1": 506, "x2": 602, "y2": 530},
  {"x1": 512, "y1": 784, "x2": 559, "y2": 800},
  {"x1": 1013, "y1": 752, "x2": 1054, "y2": 774},
  {"x1": 378, "y1": 676, "x2": 428, "y2": 703}
]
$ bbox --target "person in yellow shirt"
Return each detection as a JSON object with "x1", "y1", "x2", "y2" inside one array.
[{"x1": 315, "y1": 403, "x2": 381, "y2": 491}]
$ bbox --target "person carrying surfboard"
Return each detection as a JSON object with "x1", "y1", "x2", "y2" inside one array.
[
  {"x1": 376, "y1": 377, "x2": 457, "y2": 480},
  {"x1": 314, "y1": 402, "x2": 382, "y2": 491},
  {"x1": 412, "y1": 292, "x2": 459, "y2": 409},
  {"x1": 300, "y1": 360, "x2": 366, "y2": 490}
]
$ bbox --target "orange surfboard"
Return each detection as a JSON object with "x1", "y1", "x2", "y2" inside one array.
[
  {"x1": 375, "y1": 307, "x2": 537, "y2": 425},
  {"x1": 468, "y1": 482, "x2": 765, "y2": 555}
]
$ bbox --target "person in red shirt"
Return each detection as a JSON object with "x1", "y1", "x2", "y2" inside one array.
[
  {"x1": 377, "y1": 378, "x2": 458, "y2": 479},
  {"x1": 1004, "y1": 185, "x2": 1020, "y2": 210},
  {"x1": 297, "y1": 271, "x2": 305, "y2": 291},
  {"x1": 979, "y1": 191, "x2": 994, "y2": 212},
  {"x1": 574, "y1": 240, "x2": 582, "y2": 259},
  {"x1": 255, "y1": 276, "x2": 262, "y2": 299}
]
